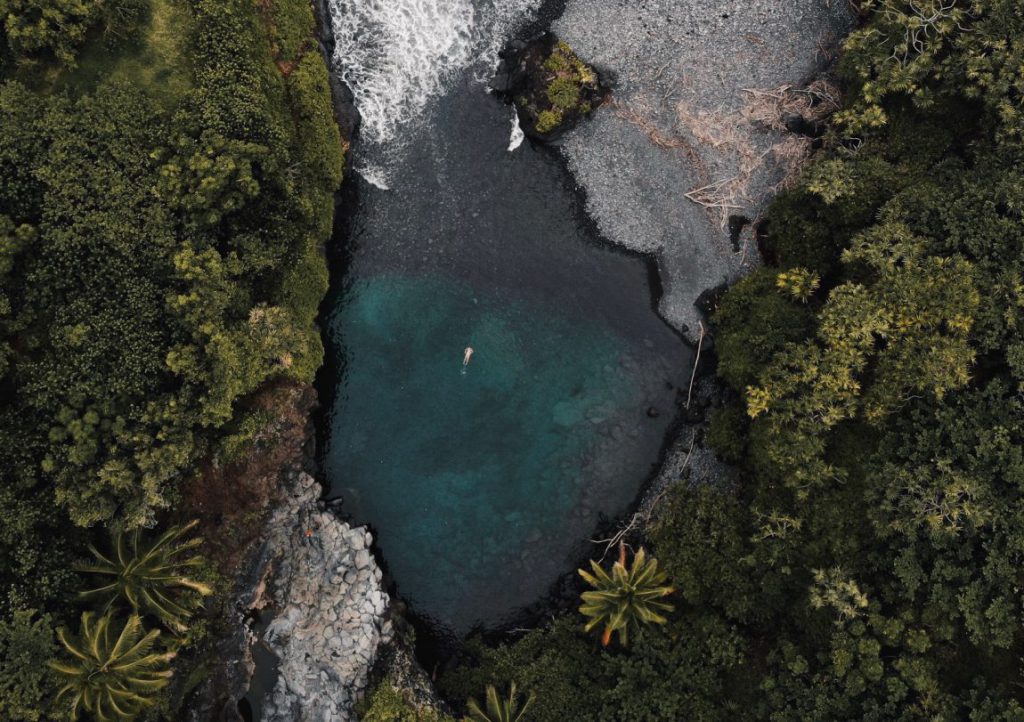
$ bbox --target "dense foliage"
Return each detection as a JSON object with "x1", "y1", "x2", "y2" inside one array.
[
  {"x1": 0, "y1": 0, "x2": 342, "y2": 716},
  {"x1": 444, "y1": 0, "x2": 1024, "y2": 718},
  {"x1": 51, "y1": 612, "x2": 174, "y2": 721},
  {"x1": 0, "y1": 0, "x2": 146, "y2": 66}
]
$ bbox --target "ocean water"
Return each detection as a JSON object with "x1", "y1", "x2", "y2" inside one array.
[
  {"x1": 320, "y1": 0, "x2": 691, "y2": 633},
  {"x1": 325, "y1": 0, "x2": 543, "y2": 184},
  {"x1": 326, "y1": 275, "x2": 651, "y2": 627}
]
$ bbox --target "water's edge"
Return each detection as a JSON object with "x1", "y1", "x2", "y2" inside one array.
[{"x1": 310, "y1": 0, "x2": 698, "y2": 673}]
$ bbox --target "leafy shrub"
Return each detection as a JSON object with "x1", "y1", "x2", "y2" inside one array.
[
  {"x1": 546, "y1": 77, "x2": 580, "y2": 110},
  {"x1": 0, "y1": 0, "x2": 146, "y2": 66},
  {"x1": 0, "y1": 610, "x2": 57, "y2": 722},
  {"x1": 360, "y1": 680, "x2": 454, "y2": 722},
  {"x1": 705, "y1": 403, "x2": 747, "y2": 465},
  {"x1": 712, "y1": 267, "x2": 814, "y2": 393},
  {"x1": 535, "y1": 108, "x2": 563, "y2": 134},
  {"x1": 0, "y1": 0, "x2": 100, "y2": 64}
]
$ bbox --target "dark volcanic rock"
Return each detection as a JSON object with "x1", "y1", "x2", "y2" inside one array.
[
  {"x1": 490, "y1": 33, "x2": 609, "y2": 142},
  {"x1": 783, "y1": 112, "x2": 825, "y2": 138},
  {"x1": 312, "y1": 0, "x2": 360, "y2": 144}
]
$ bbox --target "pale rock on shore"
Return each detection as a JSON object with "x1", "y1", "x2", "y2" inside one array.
[
  {"x1": 256, "y1": 471, "x2": 393, "y2": 722},
  {"x1": 554, "y1": 0, "x2": 855, "y2": 339}
]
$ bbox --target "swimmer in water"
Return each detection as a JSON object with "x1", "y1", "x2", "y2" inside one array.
[{"x1": 463, "y1": 346, "x2": 474, "y2": 367}]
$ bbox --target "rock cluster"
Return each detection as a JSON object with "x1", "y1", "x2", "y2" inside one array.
[{"x1": 256, "y1": 471, "x2": 392, "y2": 721}]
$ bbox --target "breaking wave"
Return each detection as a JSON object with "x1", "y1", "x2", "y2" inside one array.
[{"x1": 325, "y1": 0, "x2": 541, "y2": 181}]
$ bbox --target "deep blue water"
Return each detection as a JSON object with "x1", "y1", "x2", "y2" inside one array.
[{"x1": 321, "y1": 72, "x2": 690, "y2": 633}]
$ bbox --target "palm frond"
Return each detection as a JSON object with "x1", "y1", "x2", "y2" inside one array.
[
  {"x1": 467, "y1": 682, "x2": 534, "y2": 722},
  {"x1": 75, "y1": 521, "x2": 212, "y2": 635},
  {"x1": 52, "y1": 611, "x2": 173, "y2": 721},
  {"x1": 577, "y1": 543, "x2": 675, "y2": 646}
]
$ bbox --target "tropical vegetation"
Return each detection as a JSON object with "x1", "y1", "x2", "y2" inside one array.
[
  {"x1": 514, "y1": 37, "x2": 602, "y2": 136},
  {"x1": 4, "y1": 0, "x2": 1024, "y2": 718},
  {"x1": 77, "y1": 521, "x2": 212, "y2": 634},
  {"x1": 466, "y1": 683, "x2": 535, "y2": 722},
  {"x1": 0, "y1": 0, "x2": 342, "y2": 716},
  {"x1": 443, "y1": 0, "x2": 1024, "y2": 718},
  {"x1": 50, "y1": 612, "x2": 174, "y2": 721},
  {"x1": 578, "y1": 544, "x2": 673, "y2": 646}
]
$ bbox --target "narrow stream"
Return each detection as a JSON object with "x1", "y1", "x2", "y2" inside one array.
[{"x1": 319, "y1": 0, "x2": 692, "y2": 636}]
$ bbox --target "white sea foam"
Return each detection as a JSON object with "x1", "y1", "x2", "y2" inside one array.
[
  {"x1": 325, "y1": 0, "x2": 542, "y2": 182},
  {"x1": 353, "y1": 163, "x2": 392, "y2": 190},
  {"x1": 507, "y1": 108, "x2": 525, "y2": 151}
]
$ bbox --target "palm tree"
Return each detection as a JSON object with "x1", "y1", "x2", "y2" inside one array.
[
  {"x1": 466, "y1": 682, "x2": 535, "y2": 722},
  {"x1": 578, "y1": 543, "x2": 674, "y2": 646},
  {"x1": 76, "y1": 520, "x2": 212, "y2": 633},
  {"x1": 50, "y1": 611, "x2": 174, "y2": 721}
]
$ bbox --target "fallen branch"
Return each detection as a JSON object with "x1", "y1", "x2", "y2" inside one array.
[
  {"x1": 686, "y1": 321, "x2": 705, "y2": 409},
  {"x1": 590, "y1": 431, "x2": 698, "y2": 561},
  {"x1": 684, "y1": 178, "x2": 744, "y2": 225}
]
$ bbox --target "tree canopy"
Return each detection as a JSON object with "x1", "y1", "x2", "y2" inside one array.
[{"x1": 443, "y1": 1, "x2": 1024, "y2": 718}]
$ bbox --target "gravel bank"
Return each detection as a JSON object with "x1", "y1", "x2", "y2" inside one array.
[{"x1": 554, "y1": 0, "x2": 854, "y2": 339}]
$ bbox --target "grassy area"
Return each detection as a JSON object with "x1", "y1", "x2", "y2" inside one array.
[
  {"x1": 69, "y1": 0, "x2": 194, "y2": 105},
  {"x1": 6, "y1": 0, "x2": 192, "y2": 106}
]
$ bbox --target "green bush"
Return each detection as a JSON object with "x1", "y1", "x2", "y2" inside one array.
[
  {"x1": 0, "y1": 0, "x2": 147, "y2": 67},
  {"x1": 705, "y1": 403, "x2": 747, "y2": 464},
  {"x1": 712, "y1": 267, "x2": 814, "y2": 393},
  {"x1": 546, "y1": 77, "x2": 580, "y2": 110},
  {"x1": 535, "y1": 108, "x2": 563, "y2": 134},
  {"x1": 650, "y1": 484, "x2": 761, "y2": 622},
  {"x1": 0, "y1": 0, "x2": 101, "y2": 65},
  {"x1": 0, "y1": 610, "x2": 57, "y2": 722},
  {"x1": 360, "y1": 680, "x2": 454, "y2": 722}
]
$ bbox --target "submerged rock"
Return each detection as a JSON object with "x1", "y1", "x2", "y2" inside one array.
[{"x1": 490, "y1": 33, "x2": 609, "y2": 142}]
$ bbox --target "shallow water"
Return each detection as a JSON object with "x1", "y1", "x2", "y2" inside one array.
[{"x1": 320, "y1": 0, "x2": 691, "y2": 634}]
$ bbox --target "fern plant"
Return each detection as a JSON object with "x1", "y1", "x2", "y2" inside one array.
[
  {"x1": 76, "y1": 520, "x2": 212, "y2": 633},
  {"x1": 578, "y1": 543, "x2": 674, "y2": 646},
  {"x1": 466, "y1": 682, "x2": 535, "y2": 722},
  {"x1": 50, "y1": 612, "x2": 174, "y2": 721}
]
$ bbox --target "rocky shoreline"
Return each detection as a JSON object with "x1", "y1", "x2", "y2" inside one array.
[
  {"x1": 251, "y1": 471, "x2": 392, "y2": 721},
  {"x1": 186, "y1": 6, "x2": 403, "y2": 720},
  {"x1": 554, "y1": 0, "x2": 854, "y2": 340},
  {"x1": 185, "y1": 395, "x2": 396, "y2": 722}
]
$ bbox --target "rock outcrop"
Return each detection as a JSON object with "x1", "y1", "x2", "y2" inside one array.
[
  {"x1": 255, "y1": 471, "x2": 393, "y2": 722},
  {"x1": 491, "y1": 33, "x2": 608, "y2": 141}
]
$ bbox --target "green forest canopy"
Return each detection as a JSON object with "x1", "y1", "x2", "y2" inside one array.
[
  {"x1": 0, "y1": 0, "x2": 341, "y2": 717},
  {"x1": 3, "y1": 0, "x2": 1024, "y2": 719},
  {"x1": 443, "y1": 1, "x2": 1024, "y2": 719}
]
